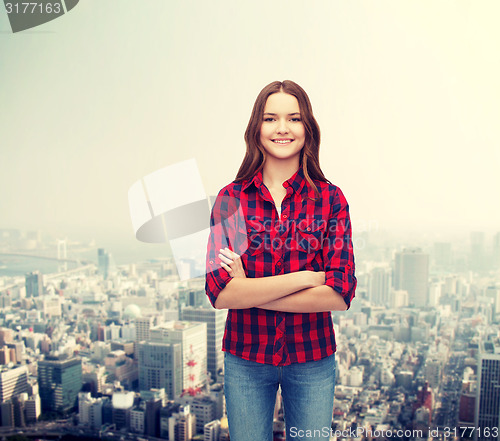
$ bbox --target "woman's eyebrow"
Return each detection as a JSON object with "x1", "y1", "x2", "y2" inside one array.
[{"x1": 263, "y1": 112, "x2": 301, "y2": 116}]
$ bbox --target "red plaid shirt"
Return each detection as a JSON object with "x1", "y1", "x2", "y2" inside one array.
[{"x1": 205, "y1": 167, "x2": 357, "y2": 366}]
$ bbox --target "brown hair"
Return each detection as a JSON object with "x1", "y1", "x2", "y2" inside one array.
[{"x1": 234, "y1": 80, "x2": 331, "y2": 200}]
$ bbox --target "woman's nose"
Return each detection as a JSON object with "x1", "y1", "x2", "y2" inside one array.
[{"x1": 277, "y1": 119, "x2": 289, "y2": 134}]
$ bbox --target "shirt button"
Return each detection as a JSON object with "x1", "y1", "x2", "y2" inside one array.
[
  {"x1": 209, "y1": 260, "x2": 214, "y2": 264},
  {"x1": 247, "y1": 229, "x2": 251, "y2": 233},
  {"x1": 282, "y1": 214, "x2": 287, "y2": 219},
  {"x1": 307, "y1": 227, "x2": 311, "y2": 231},
  {"x1": 276, "y1": 261, "x2": 282, "y2": 267}
]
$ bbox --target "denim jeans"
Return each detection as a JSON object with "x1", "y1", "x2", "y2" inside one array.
[{"x1": 224, "y1": 352, "x2": 336, "y2": 441}]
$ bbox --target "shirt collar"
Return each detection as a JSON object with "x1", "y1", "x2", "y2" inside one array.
[{"x1": 241, "y1": 166, "x2": 307, "y2": 195}]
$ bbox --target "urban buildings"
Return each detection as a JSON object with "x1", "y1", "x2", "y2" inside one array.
[
  {"x1": 180, "y1": 306, "x2": 226, "y2": 381},
  {"x1": 38, "y1": 355, "x2": 82, "y2": 413},
  {"x1": 394, "y1": 248, "x2": 429, "y2": 307},
  {"x1": 25, "y1": 271, "x2": 43, "y2": 298},
  {"x1": 138, "y1": 341, "x2": 182, "y2": 399},
  {"x1": 149, "y1": 321, "x2": 208, "y2": 394},
  {"x1": 475, "y1": 342, "x2": 500, "y2": 440},
  {"x1": 0, "y1": 365, "x2": 29, "y2": 403}
]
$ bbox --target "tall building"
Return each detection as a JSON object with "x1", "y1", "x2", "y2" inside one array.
[
  {"x1": 25, "y1": 271, "x2": 43, "y2": 298},
  {"x1": 190, "y1": 396, "x2": 216, "y2": 433},
  {"x1": 130, "y1": 404, "x2": 145, "y2": 434},
  {"x1": 0, "y1": 366, "x2": 29, "y2": 403},
  {"x1": 24, "y1": 394, "x2": 41, "y2": 423},
  {"x1": 394, "y1": 248, "x2": 429, "y2": 308},
  {"x1": 145, "y1": 397, "x2": 162, "y2": 438},
  {"x1": 485, "y1": 286, "x2": 500, "y2": 323},
  {"x1": 0, "y1": 328, "x2": 13, "y2": 346},
  {"x1": 368, "y1": 267, "x2": 391, "y2": 306},
  {"x1": 7, "y1": 342, "x2": 24, "y2": 363},
  {"x1": 424, "y1": 358, "x2": 442, "y2": 389},
  {"x1": 0, "y1": 347, "x2": 11, "y2": 365},
  {"x1": 475, "y1": 342, "x2": 500, "y2": 440},
  {"x1": 38, "y1": 355, "x2": 82, "y2": 413},
  {"x1": 180, "y1": 306, "x2": 227, "y2": 381},
  {"x1": 135, "y1": 316, "x2": 158, "y2": 342},
  {"x1": 97, "y1": 248, "x2": 114, "y2": 280},
  {"x1": 78, "y1": 392, "x2": 103, "y2": 429},
  {"x1": 112, "y1": 391, "x2": 134, "y2": 430},
  {"x1": 149, "y1": 321, "x2": 208, "y2": 394},
  {"x1": 168, "y1": 404, "x2": 195, "y2": 441},
  {"x1": 204, "y1": 419, "x2": 221, "y2": 441},
  {"x1": 138, "y1": 342, "x2": 182, "y2": 399}
]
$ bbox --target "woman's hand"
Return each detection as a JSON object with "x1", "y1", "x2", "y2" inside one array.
[
  {"x1": 219, "y1": 247, "x2": 247, "y2": 279},
  {"x1": 311, "y1": 271, "x2": 326, "y2": 287}
]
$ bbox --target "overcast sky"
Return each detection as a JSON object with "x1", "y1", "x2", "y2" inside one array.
[{"x1": 1, "y1": 0, "x2": 499, "y2": 253}]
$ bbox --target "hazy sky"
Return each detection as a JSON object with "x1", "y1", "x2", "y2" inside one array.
[{"x1": 1, "y1": 1, "x2": 499, "y2": 250}]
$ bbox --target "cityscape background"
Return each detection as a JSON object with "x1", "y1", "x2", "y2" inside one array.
[
  {"x1": 1, "y1": 1, "x2": 500, "y2": 440},
  {"x1": 0, "y1": 226, "x2": 499, "y2": 440}
]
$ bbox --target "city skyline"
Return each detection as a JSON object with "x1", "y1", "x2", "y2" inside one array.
[{"x1": 0, "y1": 222, "x2": 498, "y2": 437}]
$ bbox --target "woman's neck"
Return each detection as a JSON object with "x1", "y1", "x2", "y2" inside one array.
[{"x1": 262, "y1": 157, "x2": 300, "y2": 190}]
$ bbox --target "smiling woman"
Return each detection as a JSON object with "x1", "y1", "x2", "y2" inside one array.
[{"x1": 205, "y1": 80, "x2": 357, "y2": 440}]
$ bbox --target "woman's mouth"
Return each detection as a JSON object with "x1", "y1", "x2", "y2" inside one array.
[{"x1": 272, "y1": 139, "x2": 293, "y2": 144}]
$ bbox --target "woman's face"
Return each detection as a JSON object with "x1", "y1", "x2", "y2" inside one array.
[{"x1": 260, "y1": 92, "x2": 306, "y2": 164}]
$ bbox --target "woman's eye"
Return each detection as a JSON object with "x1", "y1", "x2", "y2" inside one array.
[
  {"x1": 263, "y1": 118, "x2": 275, "y2": 122},
  {"x1": 291, "y1": 118, "x2": 301, "y2": 122}
]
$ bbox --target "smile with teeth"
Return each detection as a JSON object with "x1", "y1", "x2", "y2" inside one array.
[{"x1": 273, "y1": 139, "x2": 293, "y2": 144}]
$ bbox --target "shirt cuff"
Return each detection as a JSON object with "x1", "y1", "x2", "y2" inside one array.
[
  {"x1": 205, "y1": 267, "x2": 232, "y2": 308},
  {"x1": 325, "y1": 268, "x2": 357, "y2": 310}
]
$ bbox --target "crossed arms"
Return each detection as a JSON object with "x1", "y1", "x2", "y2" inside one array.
[{"x1": 213, "y1": 250, "x2": 348, "y2": 313}]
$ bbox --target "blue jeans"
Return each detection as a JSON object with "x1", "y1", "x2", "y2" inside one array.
[{"x1": 224, "y1": 352, "x2": 336, "y2": 441}]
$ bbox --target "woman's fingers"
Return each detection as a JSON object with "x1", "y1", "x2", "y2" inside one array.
[
  {"x1": 220, "y1": 247, "x2": 240, "y2": 259},
  {"x1": 219, "y1": 248, "x2": 246, "y2": 278},
  {"x1": 218, "y1": 252, "x2": 233, "y2": 264}
]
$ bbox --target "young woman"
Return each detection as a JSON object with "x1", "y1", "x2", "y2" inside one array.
[{"x1": 205, "y1": 80, "x2": 357, "y2": 440}]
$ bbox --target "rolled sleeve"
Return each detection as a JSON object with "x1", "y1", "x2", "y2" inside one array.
[
  {"x1": 322, "y1": 187, "x2": 357, "y2": 309},
  {"x1": 205, "y1": 188, "x2": 235, "y2": 308}
]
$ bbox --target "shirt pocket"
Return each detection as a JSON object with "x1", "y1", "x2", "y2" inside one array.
[
  {"x1": 239, "y1": 220, "x2": 268, "y2": 257},
  {"x1": 295, "y1": 217, "x2": 326, "y2": 254}
]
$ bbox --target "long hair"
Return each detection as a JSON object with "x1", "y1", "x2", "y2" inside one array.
[{"x1": 234, "y1": 80, "x2": 331, "y2": 200}]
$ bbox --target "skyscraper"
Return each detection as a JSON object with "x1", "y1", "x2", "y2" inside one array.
[
  {"x1": 369, "y1": 267, "x2": 391, "y2": 306},
  {"x1": 149, "y1": 321, "x2": 207, "y2": 394},
  {"x1": 138, "y1": 341, "x2": 182, "y2": 399},
  {"x1": 25, "y1": 271, "x2": 43, "y2": 298},
  {"x1": 38, "y1": 355, "x2": 82, "y2": 413},
  {"x1": 135, "y1": 316, "x2": 158, "y2": 342},
  {"x1": 394, "y1": 248, "x2": 429, "y2": 308},
  {"x1": 97, "y1": 248, "x2": 114, "y2": 280},
  {"x1": 0, "y1": 365, "x2": 29, "y2": 403},
  {"x1": 180, "y1": 306, "x2": 226, "y2": 381},
  {"x1": 475, "y1": 342, "x2": 500, "y2": 440}
]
